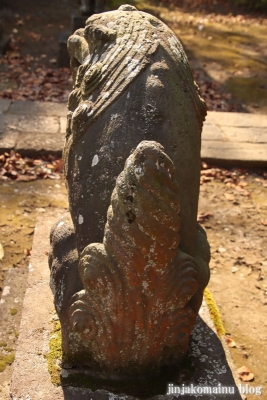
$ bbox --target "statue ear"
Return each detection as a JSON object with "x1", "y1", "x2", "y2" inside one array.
[{"x1": 84, "y1": 25, "x2": 116, "y2": 44}]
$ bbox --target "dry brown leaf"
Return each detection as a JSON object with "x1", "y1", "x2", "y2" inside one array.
[
  {"x1": 16, "y1": 174, "x2": 37, "y2": 182},
  {"x1": 225, "y1": 336, "x2": 236, "y2": 348},
  {"x1": 237, "y1": 366, "x2": 254, "y2": 382},
  {"x1": 197, "y1": 212, "x2": 214, "y2": 223},
  {"x1": 24, "y1": 248, "x2": 31, "y2": 256}
]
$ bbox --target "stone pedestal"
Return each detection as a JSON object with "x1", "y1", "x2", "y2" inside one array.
[
  {"x1": 10, "y1": 211, "x2": 243, "y2": 400},
  {"x1": 58, "y1": 31, "x2": 71, "y2": 68},
  {"x1": 57, "y1": 9, "x2": 92, "y2": 68},
  {"x1": 0, "y1": 19, "x2": 10, "y2": 55}
]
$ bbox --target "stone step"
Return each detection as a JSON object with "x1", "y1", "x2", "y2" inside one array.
[
  {"x1": 202, "y1": 112, "x2": 267, "y2": 167},
  {"x1": 0, "y1": 99, "x2": 267, "y2": 167}
]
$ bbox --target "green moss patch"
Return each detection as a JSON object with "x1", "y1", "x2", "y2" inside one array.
[
  {"x1": 10, "y1": 308, "x2": 18, "y2": 316},
  {"x1": 46, "y1": 319, "x2": 62, "y2": 386},
  {"x1": 204, "y1": 288, "x2": 225, "y2": 337},
  {"x1": 5, "y1": 347, "x2": 14, "y2": 352},
  {"x1": 0, "y1": 353, "x2": 15, "y2": 372}
]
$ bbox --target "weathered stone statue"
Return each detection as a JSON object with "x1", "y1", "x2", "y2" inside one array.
[{"x1": 49, "y1": 4, "x2": 210, "y2": 392}]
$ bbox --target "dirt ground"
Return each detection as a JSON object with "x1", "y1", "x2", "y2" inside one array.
[
  {"x1": 199, "y1": 168, "x2": 267, "y2": 400},
  {"x1": 0, "y1": 180, "x2": 68, "y2": 399},
  {"x1": 0, "y1": 0, "x2": 267, "y2": 399}
]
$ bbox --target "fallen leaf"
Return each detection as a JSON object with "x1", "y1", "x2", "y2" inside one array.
[
  {"x1": 0, "y1": 151, "x2": 63, "y2": 181},
  {"x1": 24, "y1": 248, "x2": 31, "y2": 256},
  {"x1": 225, "y1": 336, "x2": 237, "y2": 348},
  {"x1": 16, "y1": 174, "x2": 37, "y2": 182},
  {"x1": 237, "y1": 366, "x2": 254, "y2": 382},
  {"x1": 197, "y1": 212, "x2": 213, "y2": 223}
]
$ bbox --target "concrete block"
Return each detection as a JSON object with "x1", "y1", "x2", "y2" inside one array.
[
  {"x1": 202, "y1": 123, "x2": 227, "y2": 141},
  {"x1": 10, "y1": 101, "x2": 68, "y2": 117},
  {"x1": 201, "y1": 140, "x2": 267, "y2": 167},
  {"x1": 15, "y1": 131, "x2": 64, "y2": 157},
  {"x1": 58, "y1": 31, "x2": 71, "y2": 68},
  {"x1": 206, "y1": 111, "x2": 267, "y2": 128},
  {"x1": 220, "y1": 126, "x2": 267, "y2": 144},
  {"x1": 3, "y1": 114, "x2": 59, "y2": 134},
  {"x1": 0, "y1": 130, "x2": 19, "y2": 153}
]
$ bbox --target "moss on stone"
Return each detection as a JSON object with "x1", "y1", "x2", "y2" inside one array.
[
  {"x1": 204, "y1": 288, "x2": 225, "y2": 337},
  {"x1": 0, "y1": 341, "x2": 7, "y2": 348},
  {"x1": 10, "y1": 308, "x2": 18, "y2": 316},
  {"x1": 46, "y1": 319, "x2": 62, "y2": 386},
  {"x1": 0, "y1": 353, "x2": 15, "y2": 372},
  {"x1": 5, "y1": 347, "x2": 13, "y2": 352}
]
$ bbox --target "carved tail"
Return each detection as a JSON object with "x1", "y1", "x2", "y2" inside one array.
[{"x1": 68, "y1": 141, "x2": 200, "y2": 373}]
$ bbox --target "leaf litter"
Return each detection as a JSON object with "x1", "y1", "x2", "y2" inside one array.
[
  {"x1": 0, "y1": 150, "x2": 63, "y2": 181},
  {"x1": 0, "y1": 38, "x2": 71, "y2": 103}
]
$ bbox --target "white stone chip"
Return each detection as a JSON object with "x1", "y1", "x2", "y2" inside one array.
[
  {"x1": 78, "y1": 214, "x2": 84, "y2": 225},
  {"x1": 92, "y1": 154, "x2": 99, "y2": 166},
  {"x1": 2, "y1": 286, "x2": 10, "y2": 296}
]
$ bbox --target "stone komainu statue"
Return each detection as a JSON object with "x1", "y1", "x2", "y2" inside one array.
[{"x1": 49, "y1": 4, "x2": 210, "y2": 382}]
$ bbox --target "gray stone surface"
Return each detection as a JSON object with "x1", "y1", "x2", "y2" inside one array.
[
  {"x1": 201, "y1": 112, "x2": 267, "y2": 166},
  {"x1": 16, "y1": 131, "x2": 64, "y2": 156},
  {"x1": 59, "y1": 116, "x2": 67, "y2": 135},
  {"x1": 0, "y1": 99, "x2": 11, "y2": 114},
  {"x1": 58, "y1": 31, "x2": 71, "y2": 68},
  {"x1": 201, "y1": 140, "x2": 267, "y2": 167},
  {"x1": 3, "y1": 114, "x2": 59, "y2": 134},
  {"x1": 202, "y1": 123, "x2": 227, "y2": 141},
  {"x1": 0, "y1": 130, "x2": 19, "y2": 152},
  {"x1": 9, "y1": 100, "x2": 67, "y2": 117},
  {"x1": 65, "y1": 7, "x2": 206, "y2": 258},
  {"x1": 11, "y1": 212, "x2": 242, "y2": 400},
  {"x1": 205, "y1": 111, "x2": 267, "y2": 128},
  {"x1": 219, "y1": 126, "x2": 267, "y2": 143}
]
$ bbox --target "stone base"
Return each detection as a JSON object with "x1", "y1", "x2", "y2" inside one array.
[
  {"x1": 10, "y1": 211, "x2": 243, "y2": 400},
  {"x1": 58, "y1": 31, "x2": 71, "y2": 68}
]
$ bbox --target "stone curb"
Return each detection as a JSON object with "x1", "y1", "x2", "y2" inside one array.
[{"x1": 0, "y1": 100, "x2": 267, "y2": 167}]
